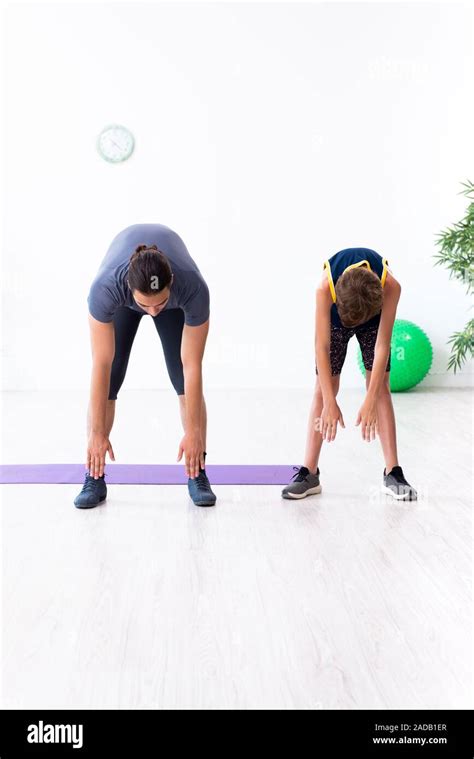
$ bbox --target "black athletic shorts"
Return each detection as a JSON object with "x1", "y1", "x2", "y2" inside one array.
[
  {"x1": 315, "y1": 322, "x2": 391, "y2": 377},
  {"x1": 108, "y1": 306, "x2": 185, "y2": 400}
]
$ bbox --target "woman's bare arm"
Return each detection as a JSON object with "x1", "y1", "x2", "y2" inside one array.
[{"x1": 87, "y1": 314, "x2": 115, "y2": 476}]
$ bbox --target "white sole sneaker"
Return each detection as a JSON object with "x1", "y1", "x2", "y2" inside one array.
[
  {"x1": 283, "y1": 484, "x2": 322, "y2": 499},
  {"x1": 381, "y1": 485, "x2": 416, "y2": 501}
]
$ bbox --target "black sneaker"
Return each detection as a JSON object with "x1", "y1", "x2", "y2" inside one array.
[
  {"x1": 382, "y1": 466, "x2": 417, "y2": 501},
  {"x1": 74, "y1": 472, "x2": 107, "y2": 509},
  {"x1": 281, "y1": 466, "x2": 322, "y2": 499},
  {"x1": 188, "y1": 469, "x2": 217, "y2": 507}
]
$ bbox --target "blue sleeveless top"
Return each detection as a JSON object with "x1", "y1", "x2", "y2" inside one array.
[{"x1": 323, "y1": 248, "x2": 389, "y2": 328}]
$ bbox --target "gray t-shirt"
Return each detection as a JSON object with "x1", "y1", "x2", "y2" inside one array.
[{"x1": 87, "y1": 224, "x2": 210, "y2": 326}]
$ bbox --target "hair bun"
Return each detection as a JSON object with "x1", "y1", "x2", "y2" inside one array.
[{"x1": 135, "y1": 243, "x2": 158, "y2": 254}]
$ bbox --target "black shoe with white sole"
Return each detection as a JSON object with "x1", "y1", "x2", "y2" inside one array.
[
  {"x1": 281, "y1": 466, "x2": 322, "y2": 500},
  {"x1": 382, "y1": 466, "x2": 417, "y2": 501}
]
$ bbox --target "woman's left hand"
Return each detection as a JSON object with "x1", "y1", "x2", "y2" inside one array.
[{"x1": 177, "y1": 431, "x2": 205, "y2": 478}]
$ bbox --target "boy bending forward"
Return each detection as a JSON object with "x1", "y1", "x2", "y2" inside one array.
[{"x1": 282, "y1": 247, "x2": 417, "y2": 501}]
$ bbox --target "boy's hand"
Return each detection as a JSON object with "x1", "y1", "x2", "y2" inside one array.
[
  {"x1": 356, "y1": 398, "x2": 378, "y2": 441},
  {"x1": 317, "y1": 400, "x2": 345, "y2": 442}
]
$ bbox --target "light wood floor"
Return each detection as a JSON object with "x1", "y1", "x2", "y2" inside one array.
[{"x1": 1, "y1": 388, "x2": 472, "y2": 709}]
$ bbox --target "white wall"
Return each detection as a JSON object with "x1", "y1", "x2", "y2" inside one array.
[{"x1": 2, "y1": 1, "x2": 473, "y2": 391}]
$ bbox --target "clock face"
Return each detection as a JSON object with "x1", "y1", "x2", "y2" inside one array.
[{"x1": 97, "y1": 124, "x2": 135, "y2": 163}]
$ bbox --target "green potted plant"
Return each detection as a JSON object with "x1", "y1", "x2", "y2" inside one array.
[{"x1": 434, "y1": 181, "x2": 474, "y2": 372}]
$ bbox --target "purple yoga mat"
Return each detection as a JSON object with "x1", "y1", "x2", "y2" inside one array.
[{"x1": 0, "y1": 464, "x2": 296, "y2": 485}]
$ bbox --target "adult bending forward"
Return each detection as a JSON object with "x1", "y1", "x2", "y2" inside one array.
[{"x1": 74, "y1": 223, "x2": 216, "y2": 508}]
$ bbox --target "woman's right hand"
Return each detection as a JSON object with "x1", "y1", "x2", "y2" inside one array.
[
  {"x1": 87, "y1": 433, "x2": 115, "y2": 478},
  {"x1": 317, "y1": 400, "x2": 345, "y2": 442}
]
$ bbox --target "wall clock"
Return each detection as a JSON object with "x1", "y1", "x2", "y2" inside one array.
[{"x1": 97, "y1": 124, "x2": 135, "y2": 163}]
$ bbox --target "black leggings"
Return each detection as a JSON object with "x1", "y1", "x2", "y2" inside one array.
[
  {"x1": 108, "y1": 307, "x2": 185, "y2": 400},
  {"x1": 315, "y1": 322, "x2": 391, "y2": 376}
]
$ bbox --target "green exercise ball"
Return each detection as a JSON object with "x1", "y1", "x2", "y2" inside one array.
[{"x1": 357, "y1": 319, "x2": 433, "y2": 391}]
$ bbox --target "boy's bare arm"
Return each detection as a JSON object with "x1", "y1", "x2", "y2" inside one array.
[
  {"x1": 356, "y1": 271, "x2": 401, "y2": 441},
  {"x1": 315, "y1": 281, "x2": 335, "y2": 402},
  {"x1": 367, "y1": 271, "x2": 401, "y2": 399},
  {"x1": 315, "y1": 280, "x2": 345, "y2": 441}
]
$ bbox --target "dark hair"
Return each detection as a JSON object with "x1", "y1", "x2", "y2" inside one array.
[
  {"x1": 127, "y1": 244, "x2": 173, "y2": 294},
  {"x1": 335, "y1": 267, "x2": 383, "y2": 327}
]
